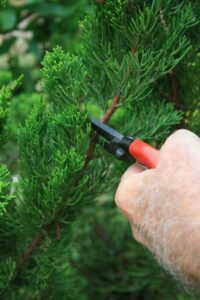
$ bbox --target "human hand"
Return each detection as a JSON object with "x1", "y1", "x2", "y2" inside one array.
[{"x1": 115, "y1": 130, "x2": 200, "y2": 287}]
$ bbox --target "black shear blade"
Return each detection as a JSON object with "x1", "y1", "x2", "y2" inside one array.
[
  {"x1": 91, "y1": 117, "x2": 134, "y2": 162},
  {"x1": 90, "y1": 117, "x2": 123, "y2": 141},
  {"x1": 103, "y1": 141, "x2": 126, "y2": 160}
]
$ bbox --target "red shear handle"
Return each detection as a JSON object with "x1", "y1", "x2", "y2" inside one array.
[{"x1": 129, "y1": 139, "x2": 159, "y2": 169}]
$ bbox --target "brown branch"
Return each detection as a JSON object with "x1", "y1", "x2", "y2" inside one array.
[
  {"x1": 101, "y1": 93, "x2": 120, "y2": 123},
  {"x1": 84, "y1": 46, "x2": 136, "y2": 166},
  {"x1": 84, "y1": 93, "x2": 120, "y2": 166},
  {"x1": 16, "y1": 231, "x2": 44, "y2": 271},
  {"x1": 16, "y1": 221, "x2": 55, "y2": 271}
]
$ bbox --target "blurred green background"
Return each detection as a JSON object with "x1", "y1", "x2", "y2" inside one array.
[
  {"x1": 0, "y1": 0, "x2": 89, "y2": 90},
  {"x1": 0, "y1": 0, "x2": 89, "y2": 165}
]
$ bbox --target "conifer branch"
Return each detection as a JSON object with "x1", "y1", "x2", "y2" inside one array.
[
  {"x1": 84, "y1": 43, "x2": 137, "y2": 167},
  {"x1": 16, "y1": 222, "x2": 54, "y2": 271},
  {"x1": 16, "y1": 232, "x2": 44, "y2": 270},
  {"x1": 101, "y1": 94, "x2": 120, "y2": 123},
  {"x1": 84, "y1": 131, "x2": 98, "y2": 167},
  {"x1": 84, "y1": 93, "x2": 120, "y2": 166},
  {"x1": 15, "y1": 22, "x2": 182, "y2": 273},
  {"x1": 15, "y1": 81, "x2": 135, "y2": 270}
]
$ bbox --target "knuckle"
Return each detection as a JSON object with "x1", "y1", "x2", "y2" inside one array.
[
  {"x1": 166, "y1": 129, "x2": 198, "y2": 146},
  {"x1": 161, "y1": 129, "x2": 199, "y2": 159},
  {"x1": 171, "y1": 129, "x2": 192, "y2": 138}
]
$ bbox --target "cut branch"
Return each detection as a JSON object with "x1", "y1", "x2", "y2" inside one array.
[
  {"x1": 101, "y1": 93, "x2": 120, "y2": 123},
  {"x1": 84, "y1": 93, "x2": 120, "y2": 166}
]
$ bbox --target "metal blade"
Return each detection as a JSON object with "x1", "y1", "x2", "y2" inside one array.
[
  {"x1": 90, "y1": 117, "x2": 123, "y2": 142},
  {"x1": 103, "y1": 141, "x2": 133, "y2": 162}
]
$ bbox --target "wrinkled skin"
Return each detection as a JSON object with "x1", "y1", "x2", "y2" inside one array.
[{"x1": 115, "y1": 130, "x2": 200, "y2": 287}]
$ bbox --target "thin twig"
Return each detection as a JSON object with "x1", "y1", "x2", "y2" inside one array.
[
  {"x1": 101, "y1": 94, "x2": 120, "y2": 123},
  {"x1": 16, "y1": 232, "x2": 44, "y2": 270},
  {"x1": 84, "y1": 93, "x2": 120, "y2": 166},
  {"x1": 16, "y1": 221, "x2": 54, "y2": 271}
]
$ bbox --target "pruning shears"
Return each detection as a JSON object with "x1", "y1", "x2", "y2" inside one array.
[{"x1": 90, "y1": 117, "x2": 159, "y2": 169}]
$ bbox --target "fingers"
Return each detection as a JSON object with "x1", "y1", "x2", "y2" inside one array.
[
  {"x1": 115, "y1": 163, "x2": 156, "y2": 249},
  {"x1": 116, "y1": 129, "x2": 199, "y2": 219},
  {"x1": 115, "y1": 163, "x2": 154, "y2": 223},
  {"x1": 120, "y1": 163, "x2": 145, "y2": 183}
]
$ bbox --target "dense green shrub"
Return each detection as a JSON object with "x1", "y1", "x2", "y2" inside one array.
[{"x1": 0, "y1": 1, "x2": 200, "y2": 299}]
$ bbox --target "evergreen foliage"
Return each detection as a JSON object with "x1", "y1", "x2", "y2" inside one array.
[
  {"x1": 0, "y1": 77, "x2": 21, "y2": 144},
  {"x1": 0, "y1": 0, "x2": 199, "y2": 299},
  {"x1": 42, "y1": 47, "x2": 87, "y2": 105},
  {"x1": 0, "y1": 165, "x2": 13, "y2": 216}
]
